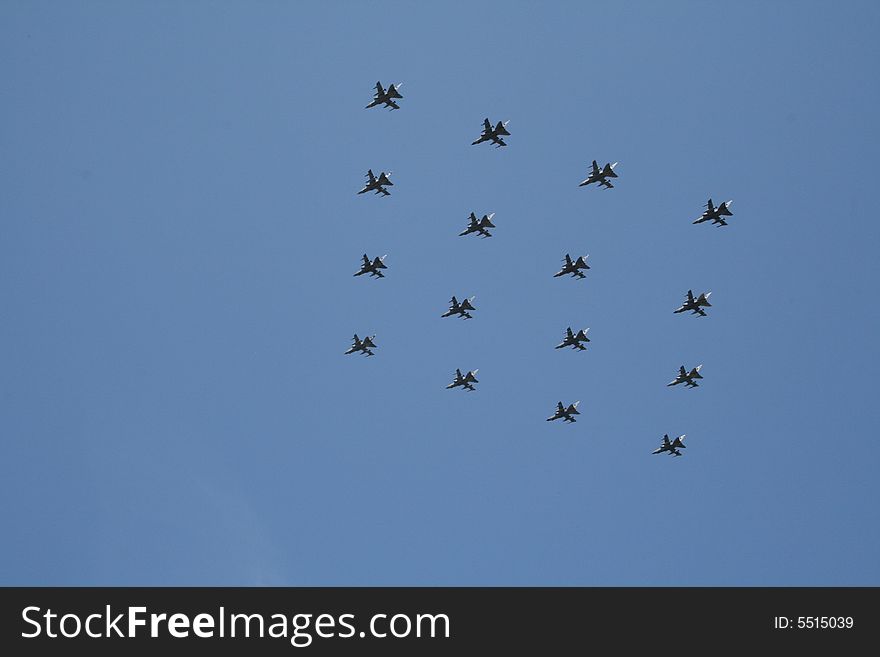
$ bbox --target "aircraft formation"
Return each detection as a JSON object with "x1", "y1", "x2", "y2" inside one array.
[{"x1": 349, "y1": 80, "x2": 738, "y2": 458}]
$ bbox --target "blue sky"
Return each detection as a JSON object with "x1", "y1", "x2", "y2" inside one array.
[{"x1": 2, "y1": 1, "x2": 879, "y2": 585}]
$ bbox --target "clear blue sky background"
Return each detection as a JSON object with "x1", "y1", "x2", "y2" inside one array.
[{"x1": 2, "y1": 1, "x2": 878, "y2": 585}]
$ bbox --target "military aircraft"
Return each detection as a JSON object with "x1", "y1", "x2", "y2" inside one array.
[
  {"x1": 365, "y1": 81, "x2": 404, "y2": 110},
  {"x1": 554, "y1": 254, "x2": 590, "y2": 279},
  {"x1": 441, "y1": 295, "x2": 477, "y2": 319},
  {"x1": 357, "y1": 169, "x2": 393, "y2": 196},
  {"x1": 693, "y1": 198, "x2": 734, "y2": 227},
  {"x1": 674, "y1": 290, "x2": 712, "y2": 317},
  {"x1": 345, "y1": 334, "x2": 377, "y2": 357},
  {"x1": 459, "y1": 212, "x2": 496, "y2": 238},
  {"x1": 546, "y1": 401, "x2": 581, "y2": 423},
  {"x1": 667, "y1": 365, "x2": 703, "y2": 388},
  {"x1": 555, "y1": 327, "x2": 591, "y2": 351},
  {"x1": 354, "y1": 254, "x2": 388, "y2": 279},
  {"x1": 652, "y1": 434, "x2": 687, "y2": 457},
  {"x1": 447, "y1": 368, "x2": 479, "y2": 391},
  {"x1": 471, "y1": 118, "x2": 511, "y2": 147},
  {"x1": 578, "y1": 160, "x2": 619, "y2": 189}
]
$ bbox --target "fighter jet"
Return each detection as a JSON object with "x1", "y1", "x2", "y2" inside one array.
[
  {"x1": 344, "y1": 334, "x2": 377, "y2": 357},
  {"x1": 554, "y1": 254, "x2": 590, "y2": 279},
  {"x1": 441, "y1": 295, "x2": 477, "y2": 320},
  {"x1": 667, "y1": 365, "x2": 704, "y2": 388},
  {"x1": 471, "y1": 118, "x2": 511, "y2": 147},
  {"x1": 459, "y1": 212, "x2": 496, "y2": 238},
  {"x1": 546, "y1": 401, "x2": 581, "y2": 423},
  {"x1": 578, "y1": 160, "x2": 619, "y2": 189},
  {"x1": 354, "y1": 254, "x2": 388, "y2": 279},
  {"x1": 693, "y1": 198, "x2": 734, "y2": 227},
  {"x1": 653, "y1": 434, "x2": 687, "y2": 457},
  {"x1": 357, "y1": 169, "x2": 393, "y2": 196},
  {"x1": 447, "y1": 368, "x2": 479, "y2": 392},
  {"x1": 555, "y1": 327, "x2": 591, "y2": 351},
  {"x1": 674, "y1": 290, "x2": 712, "y2": 317},
  {"x1": 365, "y1": 81, "x2": 404, "y2": 110}
]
